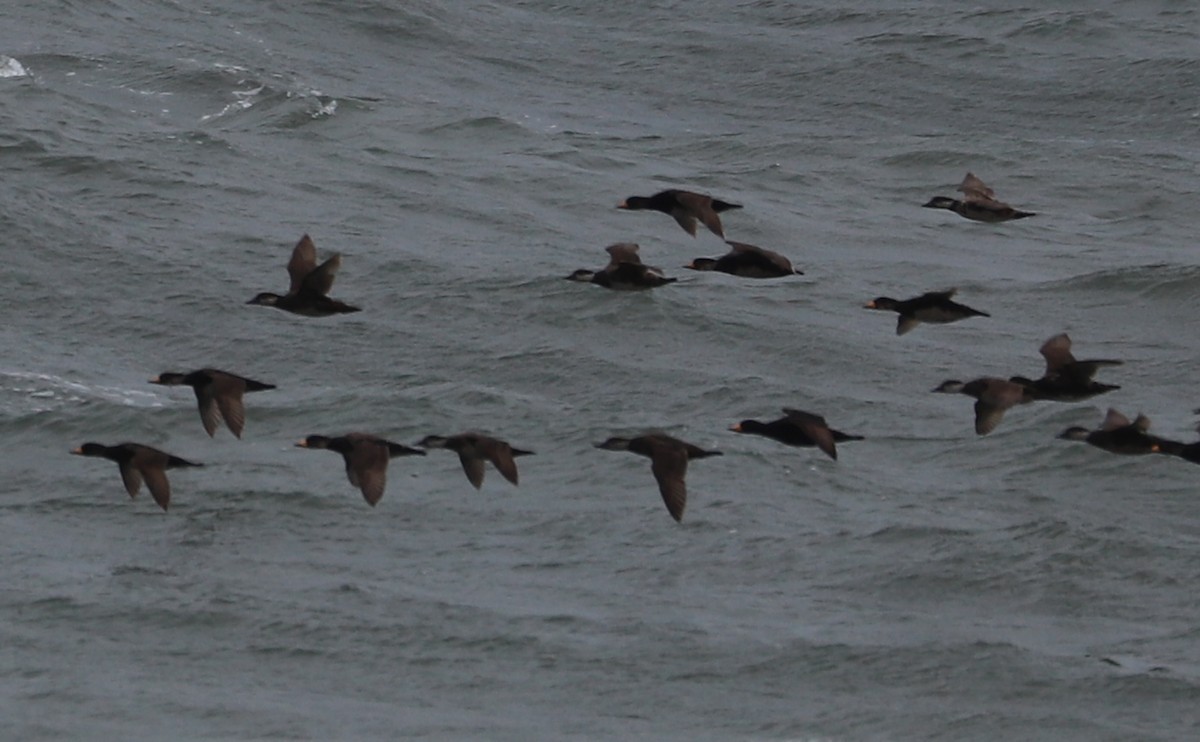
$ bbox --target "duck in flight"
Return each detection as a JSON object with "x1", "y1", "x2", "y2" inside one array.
[
  {"x1": 247, "y1": 234, "x2": 361, "y2": 316},
  {"x1": 864, "y1": 289, "x2": 989, "y2": 335},
  {"x1": 923, "y1": 173, "x2": 1035, "y2": 223},
  {"x1": 1009, "y1": 333, "x2": 1122, "y2": 402},
  {"x1": 595, "y1": 433, "x2": 722, "y2": 522},
  {"x1": 150, "y1": 368, "x2": 276, "y2": 438},
  {"x1": 685, "y1": 241, "x2": 801, "y2": 278},
  {"x1": 416, "y1": 432, "x2": 534, "y2": 489},
  {"x1": 70, "y1": 442, "x2": 202, "y2": 511},
  {"x1": 296, "y1": 433, "x2": 425, "y2": 506},
  {"x1": 566, "y1": 243, "x2": 676, "y2": 290},
  {"x1": 730, "y1": 408, "x2": 863, "y2": 460},
  {"x1": 617, "y1": 189, "x2": 742, "y2": 238}
]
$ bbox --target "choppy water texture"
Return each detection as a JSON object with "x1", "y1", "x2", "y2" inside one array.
[{"x1": 3, "y1": 2, "x2": 1200, "y2": 739}]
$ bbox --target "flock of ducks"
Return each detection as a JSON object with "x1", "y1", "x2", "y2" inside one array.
[{"x1": 70, "y1": 174, "x2": 1198, "y2": 521}]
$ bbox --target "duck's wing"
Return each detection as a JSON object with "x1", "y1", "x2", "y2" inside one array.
[
  {"x1": 484, "y1": 441, "x2": 521, "y2": 486},
  {"x1": 139, "y1": 465, "x2": 172, "y2": 511},
  {"x1": 117, "y1": 461, "x2": 143, "y2": 498},
  {"x1": 298, "y1": 254, "x2": 342, "y2": 297},
  {"x1": 896, "y1": 316, "x2": 922, "y2": 336},
  {"x1": 675, "y1": 191, "x2": 723, "y2": 237},
  {"x1": 782, "y1": 408, "x2": 837, "y2": 459},
  {"x1": 1101, "y1": 408, "x2": 1132, "y2": 431},
  {"x1": 1133, "y1": 414, "x2": 1152, "y2": 432},
  {"x1": 649, "y1": 446, "x2": 689, "y2": 522},
  {"x1": 286, "y1": 234, "x2": 319, "y2": 294},
  {"x1": 457, "y1": 453, "x2": 487, "y2": 489},
  {"x1": 605, "y1": 242, "x2": 643, "y2": 266},
  {"x1": 346, "y1": 441, "x2": 388, "y2": 506},
  {"x1": 1039, "y1": 333, "x2": 1077, "y2": 373},
  {"x1": 207, "y1": 373, "x2": 247, "y2": 438},
  {"x1": 193, "y1": 385, "x2": 223, "y2": 438},
  {"x1": 958, "y1": 173, "x2": 999, "y2": 204},
  {"x1": 973, "y1": 400, "x2": 1007, "y2": 435}
]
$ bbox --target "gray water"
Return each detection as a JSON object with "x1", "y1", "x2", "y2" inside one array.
[{"x1": 3, "y1": 2, "x2": 1200, "y2": 739}]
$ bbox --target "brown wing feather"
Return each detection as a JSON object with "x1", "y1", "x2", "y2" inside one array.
[
  {"x1": 347, "y1": 441, "x2": 389, "y2": 506},
  {"x1": 140, "y1": 466, "x2": 172, "y2": 511},
  {"x1": 675, "y1": 192, "x2": 724, "y2": 237},
  {"x1": 193, "y1": 386, "x2": 221, "y2": 437},
  {"x1": 299, "y1": 254, "x2": 342, "y2": 297},
  {"x1": 782, "y1": 409, "x2": 838, "y2": 460},
  {"x1": 209, "y1": 373, "x2": 247, "y2": 438},
  {"x1": 605, "y1": 243, "x2": 643, "y2": 266},
  {"x1": 1101, "y1": 408, "x2": 1132, "y2": 431},
  {"x1": 974, "y1": 401, "x2": 1006, "y2": 435},
  {"x1": 118, "y1": 462, "x2": 143, "y2": 498},
  {"x1": 458, "y1": 453, "x2": 486, "y2": 489},
  {"x1": 958, "y1": 173, "x2": 997, "y2": 202},
  {"x1": 487, "y1": 443, "x2": 520, "y2": 486},
  {"x1": 1039, "y1": 333, "x2": 1076, "y2": 373},
  {"x1": 287, "y1": 234, "x2": 319, "y2": 294},
  {"x1": 649, "y1": 447, "x2": 689, "y2": 522}
]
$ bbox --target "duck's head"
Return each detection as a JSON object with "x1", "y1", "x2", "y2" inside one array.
[
  {"x1": 1057, "y1": 426, "x2": 1091, "y2": 441},
  {"x1": 565, "y1": 269, "x2": 595, "y2": 282},
  {"x1": 932, "y1": 379, "x2": 965, "y2": 394},
  {"x1": 864, "y1": 297, "x2": 898, "y2": 311},
  {"x1": 595, "y1": 437, "x2": 633, "y2": 451},
  {"x1": 684, "y1": 258, "x2": 718, "y2": 271},
  {"x1": 149, "y1": 372, "x2": 188, "y2": 386},
  {"x1": 923, "y1": 197, "x2": 958, "y2": 210},
  {"x1": 295, "y1": 435, "x2": 332, "y2": 449},
  {"x1": 246, "y1": 292, "x2": 282, "y2": 306},
  {"x1": 70, "y1": 442, "x2": 110, "y2": 457},
  {"x1": 415, "y1": 435, "x2": 449, "y2": 450}
]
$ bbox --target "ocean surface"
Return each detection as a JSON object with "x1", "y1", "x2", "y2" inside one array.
[{"x1": 3, "y1": 2, "x2": 1199, "y2": 739}]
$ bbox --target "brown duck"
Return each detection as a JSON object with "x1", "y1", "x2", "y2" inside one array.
[
  {"x1": 617, "y1": 189, "x2": 742, "y2": 238},
  {"x1": 296, "y1": 433, "x2": 425, "y2": 506},
  {"x1": 595, "y1": 433, "x2": 722, "y2": 522},
  {"x1": 685, "y1": 241, "x2": 801, "y2": 278},
  {"x1": 933, "y1": 377, "x2": 1036, "y2": 435},
  {"x1": 416, "y1": 433, "x2": 534, "y2": 489},
  {"x1": 730, "y1": 408, "x2": 863, "y2": 460},
  {"x1": 71, "y1": 442, "x2": 202, "y2": 511},
  {"x1": 923, "y1": 173, "x2": 1035, "y2": 223},
  {"x1": 247, "y1": 234, "x2": 361, "y2": 316},
  {"x1": 566, "y1": 243, "x2": 676, "y2": 290},
  {"x1": 150, "y1": 369, "x2": 276, "y2": 438},
  {"x1": 864, "y1": 289, "x2": 989, "y2": 335}
]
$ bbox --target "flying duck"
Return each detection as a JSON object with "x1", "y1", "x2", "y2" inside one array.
[
  {"x1": 864, "y1": 289, "x2": 990, "y2": 335},
  {"x1": 296, "y1": 433, "x2": 425, "y2": 506},
  {"x1": 247, "y1": 234, "x2": 362, "y2": 316},
  {"x1": 933, "y1": 377, "x2": 1036, "y2": 435},
  {"x1": 416, "y1": 433, "x2": 534, "y2": 489},
  {"x1": 685, "y1": 241, "x2": 800, "y2": 278},
  {"x1": 70, "y1": 442, "x2": 202, "y2": 511},
  {"x1": 1058, "y1": 409, "x2": 1182, "y2": 456},
  {"x1": 923, "y1": 173, "x2": 1035, "y2": 223},
  {"x1": 617, "y1": 189, "x2": 742, "y2": 238},
  {"x1": 595, "y1": 433, "x2": 722, "y2": 522},
  {"x1": 1010, "y1": 333, "x2": 1122, "y2": 401},
  {"x1": 150, "y1": 369, "x2": 276, "y2": 438},
  {"x1": 566, "y1": 243, "x2": 676, "y2": 290},
  {"x1": 730, "y1": 408, "x2": 863, "y2": 460}
]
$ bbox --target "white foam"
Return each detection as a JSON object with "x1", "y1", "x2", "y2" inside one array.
[{"x1": 0, "y1": 55, "x2": 28, "y2": 78}]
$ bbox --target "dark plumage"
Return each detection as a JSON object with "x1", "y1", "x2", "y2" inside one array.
[
  {"x1": 922, "y1": 173, "x2": 1035, "y2": 223},
  {"x1": 296, "y1": 433, "x2": 425, "y2": 506},
  {"x1": 70, "y1": 442, "x2": 202, "y2": 511},
  {"x1": 685, "y1": 241, "x2": 800, "y2": 278},
  {"x1": 730, "y1": 408, "x2": 863, "y2": 460},
  {"x1": 416, "y1": 433, "x2": 534, "y2": 489},
  {"x1": 566, "y1": 243, "x2": 676, "y2": 290},
  {"x1": 933, "y1": 377, "x2": 1036, "y2": 435},
  {"x1": 150, "y1": 368, "x2": 276, "y2": 438},
  {"x1": 1010, "y1": 333, "x2": 1123, "y2": 402},
  {"x1": 595, "y1": 433, "x2": 722, "y2": 522},
  {"x1": 246, "y1": 234, "x2": 361, "y2": 316},
  {"x1": 864, "y1": 289, "x2": 989, "y2": 335},
  {"x1": 1058, "y1": 409, "x2": 1181, "y2": 456},
  {"x1": 617, "y1": 189, "x2": 742, "y2": 238}
]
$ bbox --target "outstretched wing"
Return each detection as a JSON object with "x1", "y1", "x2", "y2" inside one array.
[
  {"x1": 650, "y1": 447, "x2": 689, "y2": 522},
  {"x1": 287, "y1": 234, "x2": 319, "y2": 294}
]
